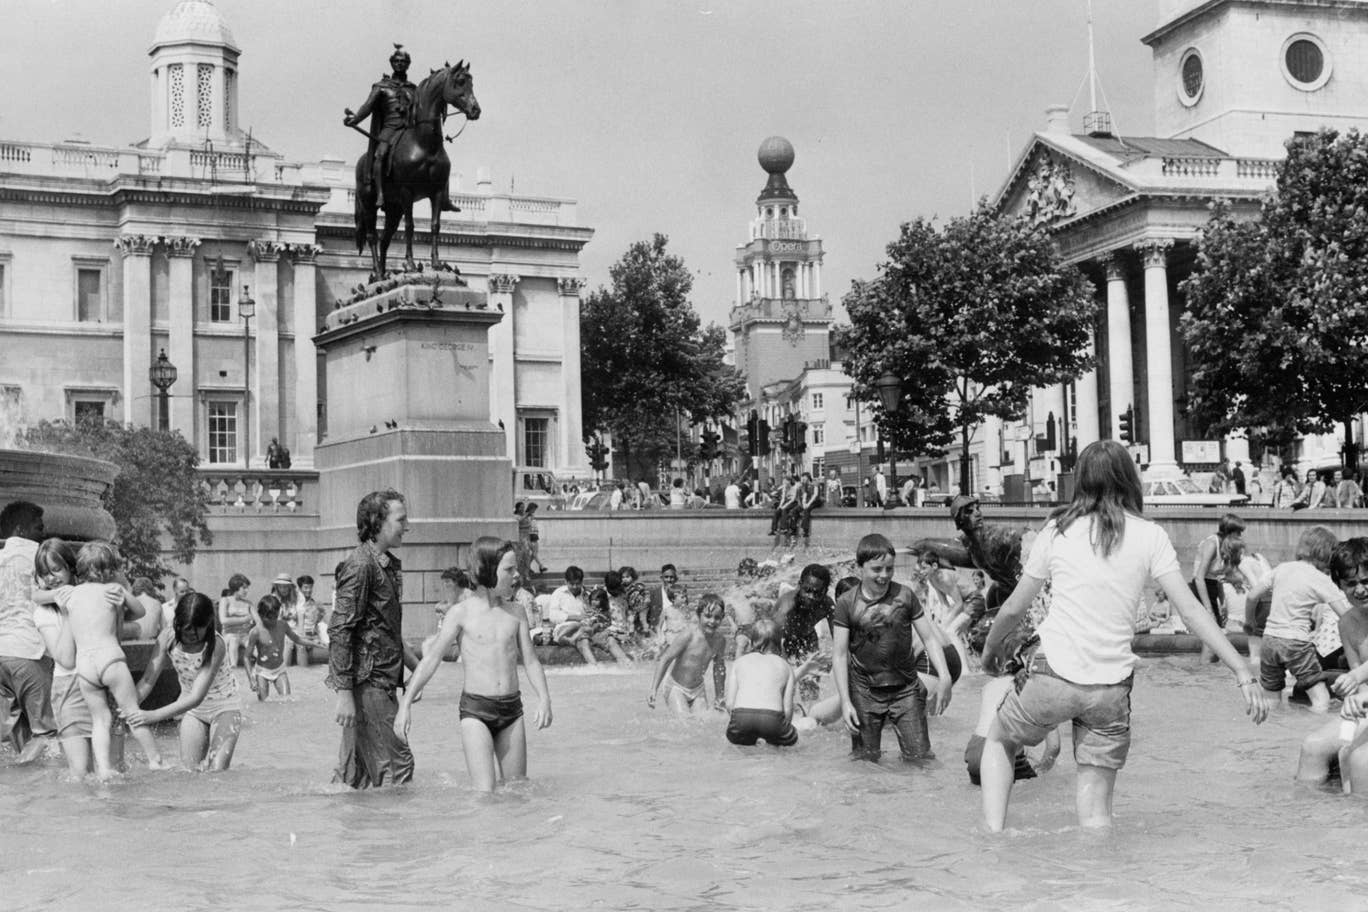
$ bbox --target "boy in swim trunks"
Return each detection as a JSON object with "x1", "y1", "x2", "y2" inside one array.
[
  {"x1": 648, "y1": 593, "x2": 728, "y2": 717},
  {"x1": 244, "y1": 594, "x2": 312, "y2": 700},
  {"x1": 64, "y1": 540, "x2": 166, "y2": 778},
  {"x1": 395, "y1": 537, "x2": 552, "y2": 792},
  {"x1": 725, "y1": 618, "x2": 798, "y2": 746}
]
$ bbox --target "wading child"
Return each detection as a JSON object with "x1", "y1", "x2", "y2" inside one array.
[
  {"x1": 648, "y1": 593, "x2": 728, "y2": 717},
  {"x1": 31, "y1": 538, "x2": 125, "y2": 776},
  {"x1": 724, "y1": 618, "x2": 798, "y2": 747},
  {"x1": 128, "y1": 593, "x2": 243, "y2": 771},
  {"x1": 1298, "y1": 537, "x2": 1368, "y2": 791},
  {"x1": 394, "y1": 537, "x2": 552, "y2": 792},
  {"x1": 833, "y1": 534, "x2": 953, "y2": 764},
  {"x1": 980, "y1": 441, "x2": 1266, "y2": 832},
  {"x1": 244, "y1": 594, "x2": 311, "y2": 700},
  {"x1": 64, "y1": 541, "x2": 166, "y2": 778},
  {"x1": 1242, "y1": 526, "x2": 1349, "y2": 713}
]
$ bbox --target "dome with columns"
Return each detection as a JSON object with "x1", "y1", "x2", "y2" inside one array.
[{"x1": 152, "y1": 0, "x2": 238, "y2": 52}]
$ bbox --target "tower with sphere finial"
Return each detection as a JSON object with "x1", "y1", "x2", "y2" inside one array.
[{"x1": 729, "y1": 136, "x2": 831, "y2": 399}]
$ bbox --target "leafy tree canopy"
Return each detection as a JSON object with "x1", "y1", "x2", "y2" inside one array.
[
  {"x1": 1181, "y1": 129, "x2": 1368, "y2": 455},
  {"x1": 581, "y1": 234, "x2": 746, "y2": 471},
  {"x1": 20, "y1": 420, "x2": 212, "y2": 582},
  {"x1": 838, "y1": 205, "x2": 1096, "y2": 490}
]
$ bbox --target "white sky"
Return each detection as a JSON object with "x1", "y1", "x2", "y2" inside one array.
[{"x1": 1, "y1": 0, "x2": 1162, "y2": 327}]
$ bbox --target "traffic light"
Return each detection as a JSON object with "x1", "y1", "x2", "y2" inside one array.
[
  {"x1": 586, "y1": 438, "x2": 609, "y2": 472},
  {"x1": 1119, "y1": 406, "x2": 1134, "y2": 445},
  {"x1": 793, "y1": 421, "x2": 808, "y2": 454},
  {"x1": 700, "y1": 429, "x2": 720, "y2": 462},
  {"x1": 746, "y1": 411, "x2": 759, "y2": 457},
  {"x1": 758, "y1": 419, "x2": 771, "y2": 455}
]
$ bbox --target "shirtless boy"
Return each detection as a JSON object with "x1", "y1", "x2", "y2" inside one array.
[
  {"x1": 244, "y1": 594, "x2": 311, "y2": 700},
  {"x1": 64, "y1": 541, "x2": 166, "y2": 778},
  {"x1": 725, "y1": 618, "x2": 798, "y2": 746},
  {"x1": 648, "y1": 593, "x2": 728, "y2": 717},
  {"x1": 395, "y1": 537, "x2": 552, "y2": 792}
]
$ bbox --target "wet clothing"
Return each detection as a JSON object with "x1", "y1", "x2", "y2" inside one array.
[
  {"x1": 964, "y1": 734, "x2": 1041, "y2": 786},
  {"x1": 848, "y1": 674, "x2": 932, "y2": 762},
  {"x1": 995, "y1": 652, "x2": 1134, "y2": 770},
  {"x1": 726, "y1": 708, "x2": 797, "y2": 747},
  {"x1": 328, "y1": 541, "x2": 409, "y2": 789},
  {"x1": 459, "y1": 691, "x2": 524, "y2": 736},
  {"x1": 778, "y1": 591, "x2": 833, "y2": 660},
  {"x1": 169, "y1": 636, "x2": 242, "y2": 725},
  {"x1": 833, "y1": 582, "x2": 923, "y2": 688}
]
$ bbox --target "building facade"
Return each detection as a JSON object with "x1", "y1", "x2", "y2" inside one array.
[{"x1": 0, "y1": 0, "x2": 593, "y2": 481}]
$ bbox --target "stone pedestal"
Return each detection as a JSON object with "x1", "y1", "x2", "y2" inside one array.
[{"x1": 313, "y1": 276, "x2": 516, "y2": 631}]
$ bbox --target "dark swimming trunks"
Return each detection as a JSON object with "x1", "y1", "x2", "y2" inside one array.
[
  {"x1": 726, "y1": 708, "x2": 798, "y2": 747},
  {"x1": 913, "y1": 643, "x2": 963, "y2": 684},
  {"x1": 963, "y1": 733, "x2": 1038, "y2": 786},
  {"x1": 459, "y1": 691, "x2": 524, "y2": 736}
]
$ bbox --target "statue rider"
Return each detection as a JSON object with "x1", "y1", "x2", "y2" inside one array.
[{"x1": 344, "y1": 45, "x2": 417, "y2": 210}]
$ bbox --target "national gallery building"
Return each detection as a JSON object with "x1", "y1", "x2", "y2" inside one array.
[{"x1": 0, "y1": 0, "x2": 593, "y2": 489}]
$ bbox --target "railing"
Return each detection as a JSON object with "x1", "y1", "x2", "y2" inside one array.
[
  {"x1": 1161, "y1": 156, "x2": 1221, "y2": 178},
  {"x1": 731, "y1": 296, "x2": 833, "y2": 320},
  {"x1": 190, "y1": 150, "x2": 247, "y2": 172},
  {"x1": 754, "y1": 218, "x2": 807, "y2": 240},
  {"x1": 198, "y1": 468, "x2": 318, "y2": 515},
  {"x1": 0, "y1": 142, "x2": 33, "y2": 164},
  {"x1": 1235, "y1": 158, "x2": 1279, "y2": 180}
]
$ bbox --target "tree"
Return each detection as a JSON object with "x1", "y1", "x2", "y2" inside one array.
[
  {"x1": 20, "y1": 419, "x2": 212, "y2": 582},
  {"x1": 1181, "y1": 129, "x2": 1368, "y2": 468},
  {"x1": 580, "y1": 234, "x2": 746, "y2": 478},
  {"x1": 838, "y1": 205, "x2": 1097, "y2": 493}
]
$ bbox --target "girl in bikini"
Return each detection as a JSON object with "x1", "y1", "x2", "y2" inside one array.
[{"x1": 127, "y1": 592, "x2": 244, "y2": 771}]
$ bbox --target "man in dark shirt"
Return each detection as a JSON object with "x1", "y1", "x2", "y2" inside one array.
[{"x1": 328, "y1": 489, "x2": 419, "y2": 788}]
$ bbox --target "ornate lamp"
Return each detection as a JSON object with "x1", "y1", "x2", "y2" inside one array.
[
  {"x1": 148, "y1": 349, "x2": 178, "y2": 431},
  {"x1": 239, "y1": 285, "x2": 256, "y2": 468},
  {"x1": 875, "y1": 370, "x2": 902, "y2": 500}
]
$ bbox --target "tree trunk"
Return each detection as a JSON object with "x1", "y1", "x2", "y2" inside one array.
[
  {"x1": 1344, "y1": 416, "x2": 1359, "y2": 475},
  {"x1": 959, "y1": 420, "x2": 972, "y2": 495}
]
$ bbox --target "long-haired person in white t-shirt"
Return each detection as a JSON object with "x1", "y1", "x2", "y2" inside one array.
[{"x1": 979, "y1": 440, "x2": 1268, "y2": 832}]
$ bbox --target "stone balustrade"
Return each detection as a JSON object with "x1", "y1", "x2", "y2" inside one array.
[{"x1": 198, "y1": 468, "x2": 318, "y2": 515}]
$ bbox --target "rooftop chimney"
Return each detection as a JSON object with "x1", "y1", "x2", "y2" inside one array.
[{"x1": 1045, "y1": 105, "x2": 1071, "y2": 135}]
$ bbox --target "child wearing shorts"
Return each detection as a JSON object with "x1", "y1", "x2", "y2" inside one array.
[
  {"x1": 725, "y1": 618, "x2": 798, "y2": 747},
  {"x1": 980, "y1": 441, "x2": 1266, "y2": 832}
]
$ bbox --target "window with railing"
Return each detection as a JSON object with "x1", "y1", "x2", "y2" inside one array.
[{"x1": 208, "y1": 401, "x2": 238, "y2": 464}]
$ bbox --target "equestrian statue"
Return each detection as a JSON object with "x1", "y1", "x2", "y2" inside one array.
[{"x1": 345, "y1": 45, "x2": 481, "y2": 278}]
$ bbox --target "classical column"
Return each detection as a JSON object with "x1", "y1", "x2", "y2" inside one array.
[
  {"x1": 289, "y1": 243, "x2": 321, "y2": 467},
  {"x1": 735, "y1": 269, "x2": 743, "y2": 305},
  {"x1": 247, "y1": 240, "x2": 285, "y2": 467},
  {"x1": 1102, "y1": 252, "x2": 1134, "y2": 441},
  {"x1": 488, "y1": 273, "x2": 519, "y2": 459},
  {"x1": 813, "y1": 260, "x2": 822, "y2": 297},
  {"x1": 164, "y1": 235, "x2": 200, "y2": 439},
  {"x1": 1138, "y1": 239, "x2": 1178, "y2": 472},
  {"x1": 558, "y1": 277, "x2": 587, "y2": 473},
  {"x1": 981, "y1": 412, "x2": 1003, "y2": 494},
  {"x1": 116, "y1": 234, "x2": 157, "y2": 426},
  {"x1": 1074, "y1": 323, "x2": 1101, "y2": 453}
]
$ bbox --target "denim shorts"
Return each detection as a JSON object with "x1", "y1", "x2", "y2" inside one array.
[
  {"x1": 995, "y1": 653, "x2": 1133, "y2": 770},
  {"x1": 1258, "y1": 635, "x2": 1323, "y2": 691}
]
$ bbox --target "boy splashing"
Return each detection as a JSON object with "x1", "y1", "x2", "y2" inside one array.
[
  {"x1": 396, "y1": 537, "x2": 552, "y2": 792},
  {"x1": 648, "y1": 593, "x2": 728, "y2": 717}
]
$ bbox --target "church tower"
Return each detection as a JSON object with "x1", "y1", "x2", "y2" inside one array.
[
  {"x1": 729, "y1": 137, "x2": 831, "y2": 399},
  {"x1": 146, "y1": 0, "x2": 242, "y2": 147}
]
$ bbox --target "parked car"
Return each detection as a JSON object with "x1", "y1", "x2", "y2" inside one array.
[
  {"x1": 513, "y1": 467, "x2": 567, "y2": 510},
  {"x1": 1142, "y1": 477, "x2": 1250, "y2": 506}
]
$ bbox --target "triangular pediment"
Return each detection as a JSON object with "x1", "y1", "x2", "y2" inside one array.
[{"x1": 995, "y1": 135, "x2": 1140, "y2": 228}]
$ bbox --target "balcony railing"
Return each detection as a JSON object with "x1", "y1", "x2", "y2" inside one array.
[
  {"x1": 754, "y1": 218, "x2": 807, "y2": 240},
  {"x1": 198, "y1": 468, "x2": 318, "y2": 515}
]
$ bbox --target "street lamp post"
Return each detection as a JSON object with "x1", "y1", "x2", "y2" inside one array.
[
  {"x1": 875, "y1": 370, "x2": 902, "y2": 503},
  {"x1": 239, "y1": 285, "x2": 256, "y2": 468},
  {"x1": 148, "y1": 349, "x2": 178, "y2": 432}
]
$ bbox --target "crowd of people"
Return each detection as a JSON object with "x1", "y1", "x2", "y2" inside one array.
[{"x1": 4, "y1": 441, "x2": 1368, "y2": 828}]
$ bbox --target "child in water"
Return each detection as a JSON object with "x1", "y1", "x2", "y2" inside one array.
[
  {"x1": 128, "y1": 593, "x2": 244, "y2": 771},
  {"x1": 244, "y1": 594, "x2": 312, "y2": 700},
  {"x1": 648, "y1": 593, "x2": 728, "y2": 717},
  {"x1": 395, "y1": 537, "x2": 552, "y2": 792},
  {"x1": 63, "y1": 541, "x2": 166, "y2": 778},
  {"x1": 979, "y1": 441, "x2": 1266, "y2": 831},
  {"x1": 833, "y1": 533, "x2": 953, "y2": 764},
  {"x1": 725, "y1": 618, "x2": 798, "y2": 747}
]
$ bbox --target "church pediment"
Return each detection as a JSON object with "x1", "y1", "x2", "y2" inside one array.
[{"x1": 995, "y1": 138, "x2": 1139, "y2": 227}]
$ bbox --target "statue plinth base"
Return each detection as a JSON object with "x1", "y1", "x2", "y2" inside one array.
[{"x1": 313, "y1": 278, "x2": 515, "y2": 574}]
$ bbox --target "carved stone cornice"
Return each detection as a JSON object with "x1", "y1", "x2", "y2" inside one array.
[
  {"x1": 489, "y1": 273, "x2": 520, "y2": 294},
  {"x1": 162, "y1": 235, "x2": 202, "y2": 258},
  {"x1": 287, "y1": 243, "x2": 322, "y2": 265},
  {"x1": 556, "y1": 277, "x2": 586, "y2": 297},
  {"x1": 247, "y1": 239, "x2": 288, "y2": 263},
  {"x1": 113, "y1": 234, "x2": 157, "y2": 257},
  {"x1": 1101, "y1": 251, "x2": 1126, "y2": 283},
  {"x1": 1136, "y1": 238, "x2": 1175, "y2": 270}
]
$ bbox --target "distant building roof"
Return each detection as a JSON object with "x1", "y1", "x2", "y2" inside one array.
[
  {"x1": 1075, "y1": 135, "x2": 1229, "y2": 162},
  {"x1": 152, "y1": 0, "x2": 238, "y2": 53}
]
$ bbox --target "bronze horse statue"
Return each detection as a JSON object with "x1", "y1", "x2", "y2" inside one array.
[{"x1": 353, "y1": 61, "x2": 480, "y2": 277}]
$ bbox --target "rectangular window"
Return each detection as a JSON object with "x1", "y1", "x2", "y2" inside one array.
[
  {"x1": 77, "y1": 268, "x2": 103, "y2": 322},
  {"x1": 523, "y1": 417, "x2": 549, "y2": 468},
  {"x1": 73, "y1": 400, "x2": 105, "y2": 425},
  {"x1": 207, "y1": 401, "x2": 238, "y2": 464},
  {"x1": 813, "y1": 426, "x2": 825, "y2": 446},
  {"x1": 210, "y1": 267, "x2": 234, "y2": 322},
  {"x1": 811, "y1": 392, "x2": 824, "y2": 411}
]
